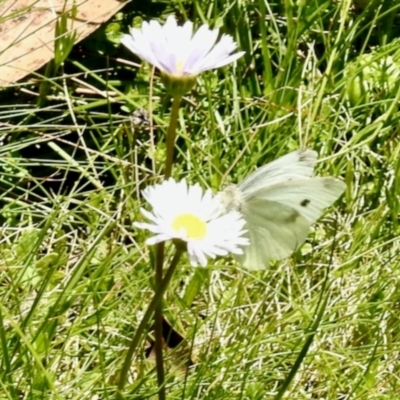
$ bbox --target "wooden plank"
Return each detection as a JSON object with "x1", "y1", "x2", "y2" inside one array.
[{"x1": 0, "y1": 0, "x2": 127, "y2": 86}]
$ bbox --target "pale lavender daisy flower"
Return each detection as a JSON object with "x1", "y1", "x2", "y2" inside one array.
[
  {"x1": 121, "y1": 16, "x2": 244, "y2": 95},
  {"x1": 135, "y1": 178, "x2": 249, "y2": 267}
]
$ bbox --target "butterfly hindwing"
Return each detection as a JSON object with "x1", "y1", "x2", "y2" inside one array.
[{"x1": 235, "y1": 198, "x2": 311, "y2": 270}]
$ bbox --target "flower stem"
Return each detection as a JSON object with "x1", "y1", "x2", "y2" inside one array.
[
  {"x1": 116, "y1": 248, "x2": 184, "y2": 399},
  {"x1": 118, "y1": 94, "x2": 184, "y2": 399},
  {"x1": 154, "y1": 242, "x2": 166, "y2": 400},
  {"x1": 152, "y1": 94, "x2": 183, "y2": 399},
  {"x1": 164, "y1": 96, "x2": 182, "y2": 179}
]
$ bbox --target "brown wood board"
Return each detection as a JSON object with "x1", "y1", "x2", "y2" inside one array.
[{"x1": 0, "y1": 0, "x2": 127, "y2": 86}]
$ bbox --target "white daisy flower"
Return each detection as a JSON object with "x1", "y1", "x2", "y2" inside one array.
[
  {"x1": 135, "y1": 178, "x2": 249, "y2": 267},
  {"x1": 121, "y1": 16, "x2": 245, "y2": 78}
]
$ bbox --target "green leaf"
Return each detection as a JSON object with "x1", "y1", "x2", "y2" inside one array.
[{"x1": 182, "y1": 268, "x2": 210, "y2": 306}]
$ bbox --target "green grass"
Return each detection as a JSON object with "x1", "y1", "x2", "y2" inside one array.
[{"x1": 1, "y1": 0, "x2": 400, "y2": 398}]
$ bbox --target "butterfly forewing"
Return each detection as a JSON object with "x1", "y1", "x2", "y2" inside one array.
[
  {"x1": 250, "y1": 178, "x2": 346, "y2": 224},
  {"x1": 238, "y1": 149, "x2": 317, "y2": 196}
]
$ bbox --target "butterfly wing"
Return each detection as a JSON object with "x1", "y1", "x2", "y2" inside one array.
[
  {"x1": 250, "y1": 178, "x2": 346, "y2": 223},
  {"x1": 234, "y1": 198, "x2": 311, "y2": 270},
  {"x1": 238, "y1": 149, "x2": 318, "y2": 195},
  {"x1": 236, "y1": 178, "x2": 345, "y2": 270}
]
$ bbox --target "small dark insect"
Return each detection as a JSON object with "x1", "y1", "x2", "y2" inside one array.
[
  {"x1": 301, "y1": 199, "x2": 311, "y2": 207},
  {"x1": 130, "y1": 108, "x2": 150, "y2": 127}
]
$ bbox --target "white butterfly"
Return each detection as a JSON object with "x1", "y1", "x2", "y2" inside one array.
[{"x1": 218, "y1": 149, "x2": 346, "y2": 270}]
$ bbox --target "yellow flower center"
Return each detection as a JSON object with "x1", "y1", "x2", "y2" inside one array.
[
  {"x1": 175, "y1": 60, "x2": 184, "y2": 74},
  {"x1": 172, "y1": 213, "x2": 207, "y2": 240}
]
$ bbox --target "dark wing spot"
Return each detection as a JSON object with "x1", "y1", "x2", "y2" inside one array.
[
  {"x1": 301, "y1": 199, "x2": 310, "y2": 207},
  {"x1": 285, "y1": 210, "x2": 300, "y2": 223}
]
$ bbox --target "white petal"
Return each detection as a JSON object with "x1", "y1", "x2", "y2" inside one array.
[
  {"x1": 184, "y1": 26, "x2": 219, "y2": 73},
  {"x1": 212, "y1": 51, "x2": 246, "y2": 69}
]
